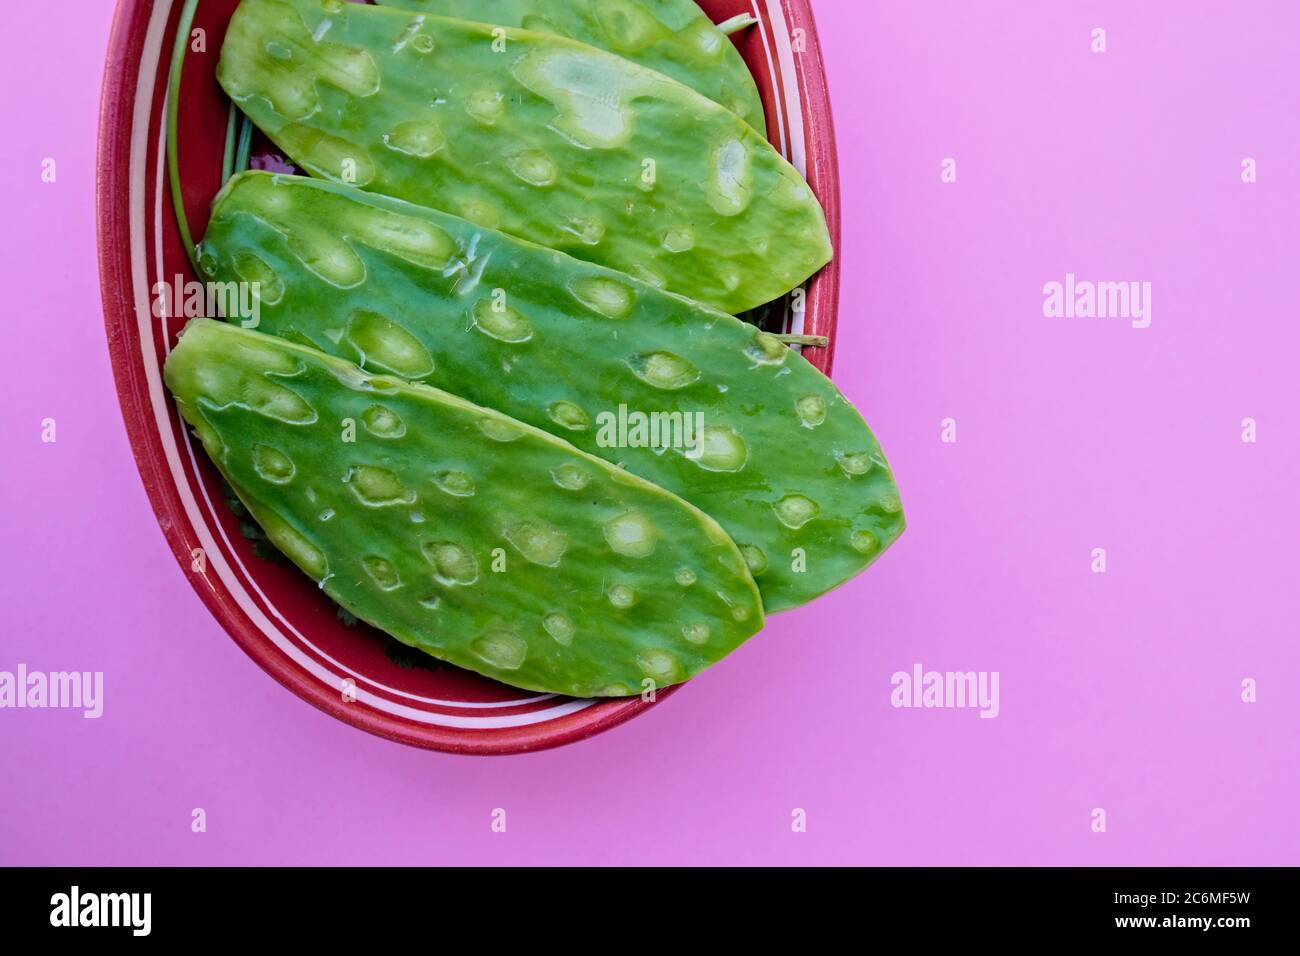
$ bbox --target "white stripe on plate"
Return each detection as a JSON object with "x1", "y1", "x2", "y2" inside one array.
[{"x1": 754, "y1": 0, "x2": 808, "y2": 338}]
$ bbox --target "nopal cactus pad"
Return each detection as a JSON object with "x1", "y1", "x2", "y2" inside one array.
[
  {"x1": 216, "y1": 0, "x2": 831, "y2": 314},
  {"x1": 199, "y1": 173, "x2": 904, "y2": 612},
  {"x1": 376, "y1": 0, "x2": 767, "y2": 133},
  {"x1": 163, "y1": 320, "x2": 763, "y2": 697}
]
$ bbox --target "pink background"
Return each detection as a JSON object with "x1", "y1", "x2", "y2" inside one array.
[{"x1": 2, "y1": 0, "x2": 1298, "y2": 865}]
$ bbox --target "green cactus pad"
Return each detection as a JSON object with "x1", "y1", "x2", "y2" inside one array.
[
  {"x1": 199, "y1": 172, "x2": 903, "y2": 611},
  {"x1": 164, "y1": 320, "x2": 764, "y2": 696},
  {"x1": 216, "y1": 0, "x2": 831, "y2": 314},
  {"x1": 375, "y1": 0, "x2": 767, "y2": 133}
]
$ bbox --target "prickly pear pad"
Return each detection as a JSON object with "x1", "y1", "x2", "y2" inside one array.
[
  {"x1": 217, "y1": 0, "x2": 832, "y2": 314},
  {"x1": 376, "y1": 0, "x2": 767, "y2": 133},
  {"x1": 163, "y1": 320, "x2": 764, "y2": 696},
  {"x1": 201, "y1": 173, "x2": 904, "y2": 611}
]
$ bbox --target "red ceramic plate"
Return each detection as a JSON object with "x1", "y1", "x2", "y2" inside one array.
[{"x1": 97, "y1": 0, "x2": 842, "y2": 754}]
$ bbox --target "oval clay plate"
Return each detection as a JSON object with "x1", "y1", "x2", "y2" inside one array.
[{"x1": 97, "y1": 0, "x2": 842, "y2": 754}]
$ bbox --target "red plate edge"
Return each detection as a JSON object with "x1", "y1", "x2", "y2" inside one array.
[{"x1": 96, "y1": 0, "x2": 842, "y2": 755}]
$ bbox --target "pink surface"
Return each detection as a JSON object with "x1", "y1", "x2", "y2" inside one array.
[{"x1": 2, "y1": 0, "x2": 1297, "y2": 865}]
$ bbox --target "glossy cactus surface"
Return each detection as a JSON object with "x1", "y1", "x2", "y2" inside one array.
[
  {"x1": 199, "y1": 172, "x2": 904, "y2": 611},
  {"x1": 377, "y1": 0, "x2": 767, "y2": 132},
  {"x1": 217, "y1": 0, "x2": 832, "y2": 314},
  {"x1": 164, "y1": 320, "x2": 765, "y2": 696}
]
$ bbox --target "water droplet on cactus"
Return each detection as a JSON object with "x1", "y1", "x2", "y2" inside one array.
[
  {"x1": 252, "y1": 443, "x2": 295, "y2": 484},
  {"x1": 345, "y1": 310, "x2": 434, "y2": 379},
  {"x1": 628, "y1": 351, "x2": 699, "y2": 390},
  {"x1": 551, "y1": 463, "x2": 591, "y2": 490},
  {"x1": 850, "y1": 530, "x2": 879, "y2": 555},
  {"x1": 796, "y1": 395, "x2": 826, "y2": 428},
  {"x1": 472, "y1": 299, "x2": 534, "y2": 343},
  {"x1": 477, "y1": 416, "x2": 525, "y2": 442},
  {"x1": 773, "y1": 494, "x2": 820, "y2": 529},
  {"x1": 681, "y1": 622, "x2": 710, "y2": 644},
  {"x1": 423, "y1": 541, "x2": 479, "y2": 586},
  {"x1": 603, "y1": 511, "x2": 658, "y2": 558},
  {"x1": 504, "y1": 520, "x2": 569, "y2": 567},
  {"x1": 637, "y1": 649, "x2": 679, "y2": 684},
  {"x1": 569, "y1": 276, "x2": 634, "y2": 318},
  {"x1": 474, "y1": 630, "x2": 528, "y2": 670},
  {"x1": 690, "y1": 426, "x2": 748, "y2": 473},
  {"x1": 362, "y1": 404, "x2": 405, "y2": 438},
  {"x1": 542, "y1": 613, "x2": 575, "y2": 646},
  {"x1": 508, "y1": 149, "x2": 559, "y2": 187},
  {"x1": 432, "y1": 470, "x2": 476, "y2": 497},
  {"x1": 345, "y1": 465, "x2": 416, "y2": 507},
  {"x1": 383, "y1": 118, "x2": 445, "y2": 158},
  {"x1": 837, "y1": 451, "x2": 874, "y2": 476},
  {"x1": 362, "y1": 555, "x2": 401, "y2": 591},
  {"x1": 548, "y1": 401, "x2": 590, "y2": 431},
  {"x1": 465, "y1": 88, "x2": 506, "y2": 124},
  {"x1": 608, "y1": 584, "x2": 636, "y2": 608}
]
